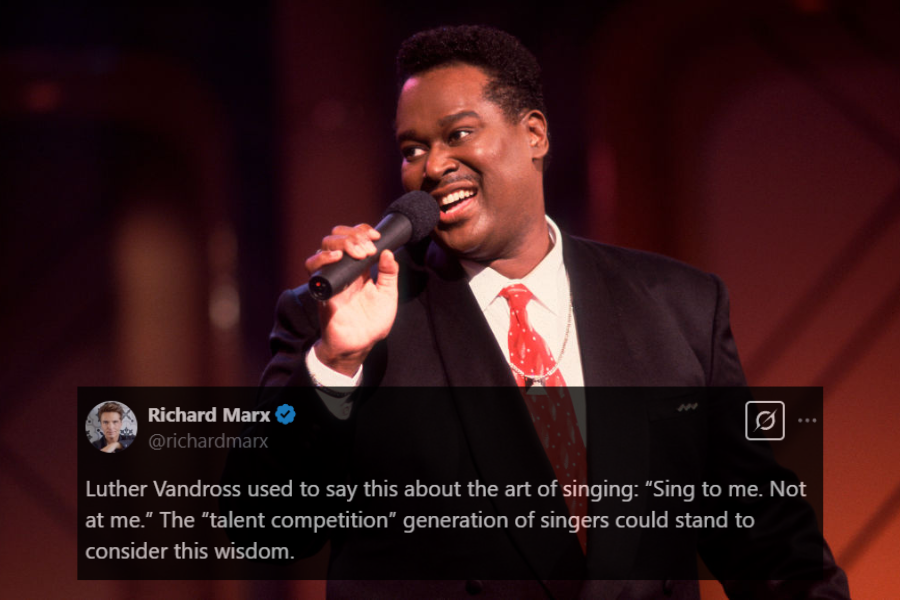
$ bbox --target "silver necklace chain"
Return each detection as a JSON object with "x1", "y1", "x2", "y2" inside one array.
[{"x1": 507, "y1": 288, "x2": 573, "y2": 385}]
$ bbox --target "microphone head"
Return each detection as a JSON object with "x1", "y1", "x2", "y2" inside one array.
[{"x1": 384, "y1": 191, "x2": 440, "y2": 243}]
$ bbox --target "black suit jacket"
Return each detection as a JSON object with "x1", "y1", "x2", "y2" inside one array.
[{"x1": 225, "y1": 233, "x2": 849, "y2": 599}]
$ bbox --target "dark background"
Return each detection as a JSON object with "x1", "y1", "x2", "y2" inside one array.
[{"x1": 2, "y1": 1, "x2": 899, "y2": 597}]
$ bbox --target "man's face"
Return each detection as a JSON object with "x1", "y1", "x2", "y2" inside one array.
[
  {"x1": 396, "y1": 64, "x2": 548, "y2": 271},
  {"x1": 100, "y1": 412, "x2": 121, "y2": 443}
]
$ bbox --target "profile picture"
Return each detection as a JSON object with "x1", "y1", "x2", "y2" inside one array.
[{"x1": 86, "y1": 401, "x2": 137, "y2": 453}]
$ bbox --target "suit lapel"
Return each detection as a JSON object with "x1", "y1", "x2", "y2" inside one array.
[
  {"x1": 564, "y1": 234, "x2": 649, "y2": 387},
  {"x1": 421, "y1": 242, "x2": 513, "y2": 387},
  {"x1": 424, "y1": 243, "x2": 586, "y2": 581},
  {"x1": 563, "y1": 235, "x2": 649, "y2": 579}
]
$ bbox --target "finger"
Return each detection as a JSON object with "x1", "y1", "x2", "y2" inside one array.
[
  {"x1": 321, "y1": 235, "x2": 377, "y2": 260},
  {"x1": 326, "y1": 225, "x2": 376, "y2": 250},
  {"x1": 340, "y1": 223, "x2": 381, "y2": 247},
  {"x1": 305, "y1": 249, "x2": 343, "y2": 273},
  {"x1": 331, "y1": 223, "x2": 379, "y2": 239},
  {"x1": 324, "y1": 226, "x2": 379, "y2": 257},
  {"x1": 330, "y1": 225, "x2": 359, "y2": 236},
  {"x1": 374, "y1": 249, "x2": 399, "y2": 294},
  {"x1": 352, "y1": 223, "x2": 381, "y2": 241}
]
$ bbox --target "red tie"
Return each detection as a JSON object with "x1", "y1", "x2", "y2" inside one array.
[{"x1": 500, "y1": 284, "x2": 588, "y2": 553}]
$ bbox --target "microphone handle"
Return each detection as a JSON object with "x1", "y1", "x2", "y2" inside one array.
[{"x1": 308, "y1": 213, "x2": 412, "y2": 301}]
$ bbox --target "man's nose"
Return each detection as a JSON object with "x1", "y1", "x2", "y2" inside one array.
[{"x1": 424, "y1": 144, "x2": 458, "y2": 181}]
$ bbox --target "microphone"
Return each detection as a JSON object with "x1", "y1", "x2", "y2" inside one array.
[{"x1": 308, "y1": 191, "x2": 440, "y2": 301}]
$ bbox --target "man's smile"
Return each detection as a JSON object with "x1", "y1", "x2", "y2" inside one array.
[
  {"x1": 429, "y1": 178, "x2": 482, "y2": 223},
  {"x1": 438, "y1": 188, "x2": 476, "y2": 210},
  {"x1": 434, "y1": 188, "x2": 478, "y2": 223}
]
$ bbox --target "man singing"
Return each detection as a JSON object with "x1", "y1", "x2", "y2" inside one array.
[{"x1": 226, "y1": 25, "x2": 848, "y2": 599}]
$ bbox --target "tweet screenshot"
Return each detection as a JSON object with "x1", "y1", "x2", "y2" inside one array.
[{"x1": 78, "y1": 387, "x2": 826, "y2": 580}]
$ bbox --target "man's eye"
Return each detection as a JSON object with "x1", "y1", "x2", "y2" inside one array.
[
  {"x1": 402, "y1": 146, "x2": 426, "y2": 160},
  {"x1": 448, "y1": 130, "x2": 472, "y2": 143}
]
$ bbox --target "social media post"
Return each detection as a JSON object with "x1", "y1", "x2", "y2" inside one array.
[{"x1": 78, "y1": 387, "x2": 825, "y2": 581}]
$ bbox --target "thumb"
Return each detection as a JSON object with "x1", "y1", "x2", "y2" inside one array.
[{"x1": 375, "y1": 249, "x2": 399, "y2": 294}]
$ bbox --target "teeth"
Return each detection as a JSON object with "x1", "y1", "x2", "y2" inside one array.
[{"x1": 440, "y1": 189, "x2": 475, "y2": 206}]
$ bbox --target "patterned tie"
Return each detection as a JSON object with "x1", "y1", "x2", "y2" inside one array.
[{"x1": 499, "y1": 284, "x2": 588, "y2": 553}]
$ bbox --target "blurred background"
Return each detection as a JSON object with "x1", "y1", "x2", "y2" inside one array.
[{"x1": 2, "y1": 0, "x2": 898, "y2": 597}]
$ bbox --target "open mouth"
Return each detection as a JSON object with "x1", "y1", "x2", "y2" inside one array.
[{"x1": 439, "y1": 188, "x2": 477, "y2": 213}]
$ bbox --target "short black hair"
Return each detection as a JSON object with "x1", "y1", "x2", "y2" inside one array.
[{"x1": 397, "y1": 25, "x2": 546, "y2": 123}]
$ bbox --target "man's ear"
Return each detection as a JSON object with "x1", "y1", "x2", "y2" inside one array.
[{"x1": 523, "y1": 110, "x2": 549, "y2": 161}]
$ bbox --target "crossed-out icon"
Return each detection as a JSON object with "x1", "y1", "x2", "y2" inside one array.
[{"x1": 745, "y1": 401, "x2": 785, "y2": 441}]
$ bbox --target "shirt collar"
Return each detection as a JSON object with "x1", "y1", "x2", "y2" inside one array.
[{"x1": 461, "y1": 216, "x2": 567, "y2": 315}]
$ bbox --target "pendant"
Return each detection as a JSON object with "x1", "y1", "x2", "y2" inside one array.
[{"x1": 526, "y1": 377, "x2": 548, "y2": 395}]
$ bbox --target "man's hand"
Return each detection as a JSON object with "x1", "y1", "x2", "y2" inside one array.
[
  {"x1": 101, "y1": 442, "x2": 122, "y2": 453},
  {"x1": 305, "y1": 224, "x2": 400, "y2": 376}
]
